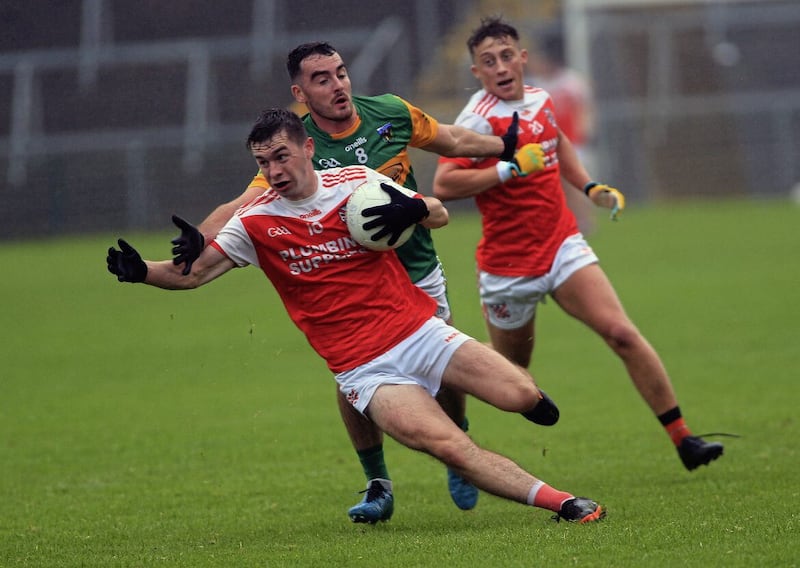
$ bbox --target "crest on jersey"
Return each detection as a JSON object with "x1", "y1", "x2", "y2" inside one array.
[{"x1": 377, "y1": 122, "x2": 394, "y2": 142}]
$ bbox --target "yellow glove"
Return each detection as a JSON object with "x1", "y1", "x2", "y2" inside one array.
[
  {"x1": 496, "y1": 143, "x2": 546, "y2": 182},
  {"x1": 584, "y1": 182, "x2": 625, "y2": 221}
]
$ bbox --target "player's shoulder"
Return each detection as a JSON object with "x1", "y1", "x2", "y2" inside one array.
[
  {"x1": 301, "y1": 112, "x2": 325, "y2": 138},
  {"x1": 236, "y1": 189, "x2": 280, "y2": 217},
  {"x1": 356, "y1": 93, "x2": 403, "y2": 104},
  {"x1": 524, "y1": 85, "x2": 553, "y2": 102},
  {"x1": 354, "y1": 93, "x2": 405, "y2": 111},
  {"x1": 462, "y1": 89, "x2": 505, "y2": 119},
  {"x1": 354, "y1": 93, "x2": 412, "y2": 120}
]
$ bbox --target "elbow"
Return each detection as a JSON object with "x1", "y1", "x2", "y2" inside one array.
[
  {"x1": 165, "y1": 266, "x2": 204, "y2": 290},
  {"x1": 432, "y1": 167, "x2": 462, "y2": 202},
  {"x1": 182, "y1": 277, "x2": 202, "y2": 290},
  {"x1": 181, "y1": 269, "x2": 210, "y2": 290},
  {"x1": 432, "y1": 183, "x2": 457, "y2": 202},
  {"x1": 161, "y1": 276, "x2": 201, "y2": 291}
]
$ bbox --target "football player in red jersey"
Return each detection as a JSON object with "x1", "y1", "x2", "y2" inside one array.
[
  {"x1": 108, "y1": 108, "x2": 605, "y2": 525},
  {"x1": 169, "y1": 42, "x2": 544, "y2": 521},
  {"x1": 433, "y1": 16, "x2": 724, "y2": 472}
]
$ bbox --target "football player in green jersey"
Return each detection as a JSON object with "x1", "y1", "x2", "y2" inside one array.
[{"x1": 170, "y1": 41, "x2": 542, "y2": 523}]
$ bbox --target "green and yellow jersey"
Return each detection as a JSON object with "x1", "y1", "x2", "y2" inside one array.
[{"x1": 249, "y1": 94, "x2": 441, "y2": 283}]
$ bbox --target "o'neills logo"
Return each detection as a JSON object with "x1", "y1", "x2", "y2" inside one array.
[
  {"x1": 344, "y1": 137, "x2": 368, "y2": 152},
  {"x1": 444, "y1": 331, "x2": 460, "y2": 343},
  {"x1": 299, "y1": 208, "x2": 322, "y2": 219}
]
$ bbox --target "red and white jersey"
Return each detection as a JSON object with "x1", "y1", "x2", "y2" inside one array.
[
  {"x1": 210, "y1": 165, "x2": 436, "y2": 373},
  {"x1": 439, "y1": 86, "x2": 579, "y2": 277}
]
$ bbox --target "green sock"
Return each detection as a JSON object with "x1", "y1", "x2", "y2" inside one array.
[{"x1": 356, "y1": 444, "x2": 389, "y2": 481}]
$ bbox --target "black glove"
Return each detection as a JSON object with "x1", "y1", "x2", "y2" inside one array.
[
  {"x1": 362, "y1": 182, "x2": 429, "y2": 246},
  {"x1": 170, "y1": 214, "x2": 204, "y2": 276},
  {"x1": 107, "y1": 239, "x2": 147, "y2": 283},
  {"x1": 498, "y1": 111, "x2": 519, "y2": 161}
]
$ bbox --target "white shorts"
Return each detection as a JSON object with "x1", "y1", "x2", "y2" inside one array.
[
  {"x1": 415, "y1": 262, "x2": 451, "y2": 322},
  {"x1": 479, "y1": 233, "x2": 598, "y2": 330},
  {"x1": 335, "y1": 317, "x2": 472, "y2": 414}
]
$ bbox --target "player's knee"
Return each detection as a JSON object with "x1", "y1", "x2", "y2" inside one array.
[
  {"x1": 497, "y1": 382, "x2": 540, "y2": 413},
  {"x1": 603, "y1": 320, "x2": 641, "y2": 352}
]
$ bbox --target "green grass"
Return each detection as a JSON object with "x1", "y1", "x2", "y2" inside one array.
[{"x1": 1, "y1": 199, "x2": 798, "y2": 567}]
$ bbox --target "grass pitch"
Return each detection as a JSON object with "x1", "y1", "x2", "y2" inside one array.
[{"x1": 0, "y1": 199, "x2": 797, "y2": 567}]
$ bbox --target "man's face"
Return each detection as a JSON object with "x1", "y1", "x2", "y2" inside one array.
[
  {"x1": 250, "y1": 130, "x2": 317, "y2": 201},
  {"x1": 470, "y1": 35, "x2": 528, "y2": 101},
  {"x1": 291, "y1": 52, "x2": 355, "y2": 126}
]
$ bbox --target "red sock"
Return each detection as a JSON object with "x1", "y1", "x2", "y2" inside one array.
[
  {"x1": 527, "y1": 481, "x2": 574, "y2": 512},
  {"x1": 664, "y1": 417, "x2": 692, "y2": 446}
]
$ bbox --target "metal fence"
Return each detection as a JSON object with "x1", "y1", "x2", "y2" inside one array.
[
  {"x1": 2, "y1": 0, "x2": 795, "y2": 240},
  {"x1": 562, "y1": 0, "x2": 800, "y2": 201},
  {"x1": 0, "y1": 0, "x2": 464, "y2": 239}
]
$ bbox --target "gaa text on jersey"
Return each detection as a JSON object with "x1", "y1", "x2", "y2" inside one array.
[
  {"x1": 317, "y1": 157, "x2": 343, "y2": 169},
  {"x1": 267, "y1": 226, "x2": 292, "y2": 237}
]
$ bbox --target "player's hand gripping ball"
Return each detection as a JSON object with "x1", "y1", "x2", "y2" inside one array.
[{"x1": 346, "y1": 179, "x2": 426, "y2": 251}]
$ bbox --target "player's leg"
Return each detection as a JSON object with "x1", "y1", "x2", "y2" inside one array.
[
  {"x1": 486, "y1": 317, "x2": 535, "y2": 369},
  {"x1": 442, "y1": 339, "x2": 559, "y2": 425},
  {"x1": 366, "y1": 384, "x2": 604, "y2": 523},
  {"x1": 435, "y1": 384, "x2": 465, "y2": 426},
  {"x1": 417, "y1": 265, "x2": 478, "y2": 509},
  {"x1": 478, "y1": 273, "x2": 558, "y2": 423},
  {"x1": 554, "y1": 263, "x2": 677, "y2": 410},
  {"x1": 553, "y1": 262, "x2": 723, "y2": 469},
  {"x1": 478, "y1": 270, "x2": 541, "y2": 370},
  {"x1": 434, "y1": 383, "x2": 478, "y2": 509},
  {"x1": 420, "y1": 268, "x2": 468, "y2": 428},
  {"x1": 336, "y1": 387, "x2": 395, "y2": 523}
]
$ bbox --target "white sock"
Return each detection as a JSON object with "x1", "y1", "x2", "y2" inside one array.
[{"x1": 526, "y1": 480, "x2": 544, "y2": 505}]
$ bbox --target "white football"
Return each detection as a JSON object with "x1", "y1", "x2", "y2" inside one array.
[{"x1": 346, "y1": 178, "x2": 418, "y2": 251}]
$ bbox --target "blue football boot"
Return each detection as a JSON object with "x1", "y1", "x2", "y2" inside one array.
[{"x1": 348, "y1": 479, "x2": 394, "y2": 524}]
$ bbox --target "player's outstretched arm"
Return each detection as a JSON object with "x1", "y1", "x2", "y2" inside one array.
[
  {"x1": 432, "y1": 140, "x2": 544, "y2": 202},
  {"x1": 107, "y1": 238, "x2": 235, "y2": 290},
  {"x1": 433, "y1": 160, "x2": 499, "y2": 201},
  {"x1": 424, "y1": 112, "x2": 518, "y2": 159}
]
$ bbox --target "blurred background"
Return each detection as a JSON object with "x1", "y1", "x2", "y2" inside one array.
[{"x1": 0, "y1": 0, "x2": 798, "y2": 239}]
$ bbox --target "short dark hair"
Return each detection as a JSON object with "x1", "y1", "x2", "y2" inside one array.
[
  {"x1": 246, "y1": 108, "x2": 308, "y2": 149},
  {"x1": 466, "y1": 16, "x2": 519, "y2": 56},
  {"x1": 286, "y1": 41, "x2": 338, "y2": 80}
]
